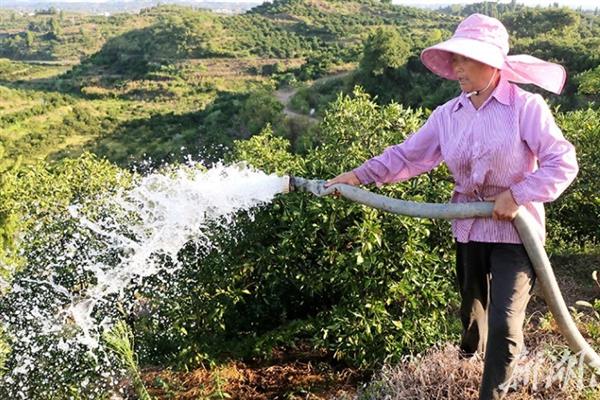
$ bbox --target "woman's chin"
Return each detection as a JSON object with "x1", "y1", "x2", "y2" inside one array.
[{"x1": 459, "y1": 83, "x2": 473, "y2": 93}]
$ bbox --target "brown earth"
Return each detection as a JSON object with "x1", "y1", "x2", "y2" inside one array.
[{"x1": 140, "y1": 342, "x2": 364, "y2": 400}]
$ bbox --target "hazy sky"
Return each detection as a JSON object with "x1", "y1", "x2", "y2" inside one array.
[
  {"x1": 394, "y1": 0, "x2": 597, "y2": 7},
  {"x1": 8, "y1": 0, "x2": 599, "y2": 8},
  {"x1": 212, "y1": 0, "x2": 597, "y2": 5}
]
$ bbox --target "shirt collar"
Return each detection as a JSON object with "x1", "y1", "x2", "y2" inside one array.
[
  {"x1": 452, "y1": 77, "x2": 512, "y2": 113},
  {"x1": 492, "y1": 77, "x2": 512, "y2": 106}
]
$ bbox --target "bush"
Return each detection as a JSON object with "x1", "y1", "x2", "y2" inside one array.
[
  {"x1": 546, "y1": 108, "x2": 600, "y2": 249},
  {"x1": 133, "y1": 88, "x2": 459, "y2": 371}
]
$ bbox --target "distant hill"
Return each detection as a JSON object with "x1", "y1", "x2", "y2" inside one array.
[
  {"x1": 1, "y1": 0, "x2": 597, "y2": 74},
  {"x1": 0, "y1": 0, "x2": 460, "y2": 62},
  {"x1": 0, "y1": 0, "x2": 597, "y2": 107},
  {"x1": 0, "y1": 0, "x2": 597, "y2": 169},
  {"x1": 0, "y1": 1, "x2": 261, "y2": 15},
  {"x1": 84, "y1": 0, "x2": 459, "y2": 68}
]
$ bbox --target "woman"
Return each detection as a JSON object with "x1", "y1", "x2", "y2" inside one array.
[{"x1": 325, "y1": 13, "x2": 578, "y2": 400}]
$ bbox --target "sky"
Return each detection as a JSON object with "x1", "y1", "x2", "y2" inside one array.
[
  {"x1": 6, "y1": 0, "x2": 599, "y2": 8},
  {"x1": 394, "y1": 0, "x2": 597, "y2": 7}
]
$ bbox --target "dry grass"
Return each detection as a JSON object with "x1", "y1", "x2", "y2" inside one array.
[
  {"x1": 351, "y1": 251, "x2": 600, "y2": 400},
  {"x1": 184, "y1": 57, "x2": 305, "y2": 77},
  {"x1": 356, "y1": 316, "x2": 600, "y2": 400}
]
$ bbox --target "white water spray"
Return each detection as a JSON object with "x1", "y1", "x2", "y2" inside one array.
[
  {"x1": 0, "y1": 162, "x2": 288, "y2": 398},
  {"x1": 68, "y1": 163, "x2": 286, "y2": 347}
]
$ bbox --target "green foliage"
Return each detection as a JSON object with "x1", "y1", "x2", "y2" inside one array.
[
  {"x1": 546, "y1": 108, "x2": 600, "y2": 248},
  {"x1": 0, "y1": 143, "x2": 21, "y2": 270},
  {"x1": 577, "y1": 64, "x2": 600, "y2": 98},
  {"x1": 0, "y1": 152, "x2": 130, "y2": 267},
  {"x1": 0, "y1": 10, "x2": 132, "y2": 61},
  {"x1": 103, "y1": 321, "x2": 151, "y2": 400},
  {"x1": 0, "y1": 326, "x2": 10, "y2": 373},
  {"x1": 439, "y1": 1, "x2": 524, "y2": 18},
  {"x1": 88, "y1": 9, "x2": 225, "y2": 75},
  {"x1": 296, "y1": 54, "x2": 335, "y2": 81},
  {"x1": 0, "y1": 60, "x2": 285, "y2": 168},
  {"x1": 512, "y1": 35, "x2": 599, "y2": 80},
  {"x1": 221, "y1": 13, "x2": 314, "y2": 59},
  {"x1": 191, "y1": 90, "x2": 284, "y2": 163},
  {"x1": 503, "y1": 7, "x2": 581, "y2": 37},
  {"x1": 238, "y1": 91, "x2": 285, "y2": 135},
  {"x1": 287, "y1": 77, "x2": 350, "y2": 121},
  {"x1": 133, "y1": 88, "x2": 458, "y2": 371},
  {"x1": 243, "y1": 0, "x2": 454, "y2": 66},
  {"x1": 359, "y1": 27, "x2": 411, "y2": 76},
  {"x1": 350, "y1": 4, "x2": 599, "y2": 110},
  {"x1": 354, "y1": 38, "x2": 459, "y2": 108},
  {"x1": 232, "y1": 126, "x2": 305, "y2": 175},
  {"x1": 0, "y1": 1, "x2": 598, "y2": 387}
]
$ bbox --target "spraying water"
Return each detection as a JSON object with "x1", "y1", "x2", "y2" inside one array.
[{"x1": 0, "y1": 162, "x2": 288, "y2": 398}]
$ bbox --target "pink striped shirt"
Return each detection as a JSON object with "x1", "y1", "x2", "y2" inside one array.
[{"x1": 353, "y1": 77, "x2": 579, "y2": 244}]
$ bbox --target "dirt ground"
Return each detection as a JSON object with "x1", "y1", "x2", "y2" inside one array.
[{"x1": 140, "y1": 342, "x2": 363, "y2": 399}]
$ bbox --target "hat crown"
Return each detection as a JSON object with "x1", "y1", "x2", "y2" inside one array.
[{"x1": 453, "y1": 13, "x2": 509, "y2": 55}]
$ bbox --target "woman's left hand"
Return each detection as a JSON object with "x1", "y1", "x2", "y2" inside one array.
[{"x1": 484, "y1": 190, "x2": 520, "y2": 221}]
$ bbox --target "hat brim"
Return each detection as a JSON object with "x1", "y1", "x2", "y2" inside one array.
[{"x1": 420, "y1": 37, "x2": 506, "y2": 80}]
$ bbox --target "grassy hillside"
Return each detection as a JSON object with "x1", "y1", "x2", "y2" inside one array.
[
  {"x1": 0, "y1": 1, "x2": 452, "y2": 167},
  {"x1": 0, "y1": 8, "x2": 153, "y2": 61},
  {"x1": 0, "y1": 2, "x2": 455, "y2": 63},
  {"x1": 0, "y1": 1, "x2": 598, "y2": 164},
  {"x1": 0, "y1": 56, "x2": 289, "y2": 166}
]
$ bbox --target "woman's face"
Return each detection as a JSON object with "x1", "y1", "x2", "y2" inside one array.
[{"x1": 451, "y1": 53, "x2": 497, "y2": 94}]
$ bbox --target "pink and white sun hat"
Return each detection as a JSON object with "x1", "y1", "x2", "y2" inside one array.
[{"x1": 420, "y1": 13, "x2": 566, "y2": 94}]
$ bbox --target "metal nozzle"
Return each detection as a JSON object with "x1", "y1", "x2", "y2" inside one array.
[
  {"x1": 285, "y1": 176, "x2": 328, "y2": 197},
  {"x1": 281, "y1": 175, "x2": 291, "y2": 194}
]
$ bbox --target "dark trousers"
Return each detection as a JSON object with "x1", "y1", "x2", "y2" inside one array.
[{"x1": 455, "y1": 241, "x2": 536, "y2": 400}]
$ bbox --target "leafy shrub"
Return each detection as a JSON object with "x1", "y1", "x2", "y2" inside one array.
[
  {"x1": 546, "y1": 108, "x2": 600, "y2": 248},
  {"x1": 133, "y1": 88, "x2": 459, "y2": 371},
  {"x1": 577, "y1": 64, "x2": 600, "y2": 99}
]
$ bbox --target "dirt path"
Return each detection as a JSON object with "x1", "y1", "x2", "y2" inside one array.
[
  {"x1": 274, "y1": 71, "x2": 350, "y2": 121},
  {"x1": 274, "y1": 86, "x2": 316, "y2": 121}
]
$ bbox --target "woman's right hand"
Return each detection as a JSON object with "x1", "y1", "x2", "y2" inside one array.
[{"x1": 324, "y1": 171, "x2": 360, "y2": 188}]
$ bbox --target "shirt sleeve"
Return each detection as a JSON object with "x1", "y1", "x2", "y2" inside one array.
[
  {"x1": 510, "y1": 94, "x2": 579, "y2": 205},
  {"x1": 352, "y1": 109, "x2": 443, "y2": 186}
]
